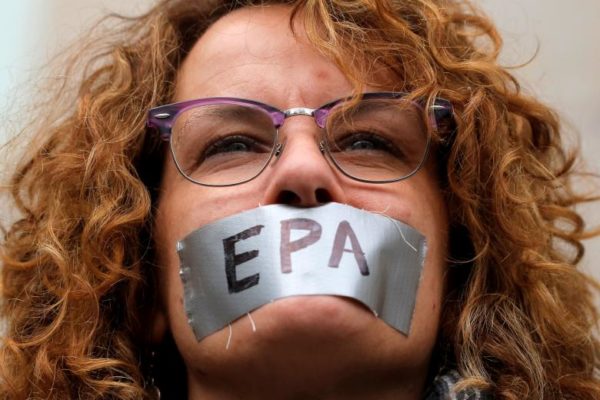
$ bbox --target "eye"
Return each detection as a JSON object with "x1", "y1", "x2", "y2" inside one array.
[
  {"x1": 347, "y1": 137, "x2": 380, "y2": 151},
  {"x1": 203, "y1": 135, "x2": 268, "y2": 159},
  {"x1": 336, "y1": 132, "x2": 400, "y2": 155}
]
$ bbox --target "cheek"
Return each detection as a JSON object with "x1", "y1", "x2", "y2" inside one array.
[
  {"x1": 151, "y1": 163, "x2": 272, "y2": 340},
  {"x1": 416, "y1": 194, "x2": 448, "y2": 342},
  {"x1": 413, "y1": 234, "x2": 447, "y2": 328},
  {"x1": 403, "y1": 166, "x2": 449, "y2": 253},
  {"x1": 154, "y1": 172, "x2": 264, "y2": 244},
  {"x1": 388, "y1": 168, "x2": 448, "y2": 342}
]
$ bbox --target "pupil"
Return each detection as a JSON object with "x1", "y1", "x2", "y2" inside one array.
[
  {"x1": 226, "y1": 142, "x2": 249, "y2": 152},
  {"x1": 351, "y1": 140, "x2": 375, "y2": 150}
]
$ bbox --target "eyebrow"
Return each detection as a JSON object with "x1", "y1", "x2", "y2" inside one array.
[{"x1": 197, "y1": 104, "x2": 271, "y2": 124}]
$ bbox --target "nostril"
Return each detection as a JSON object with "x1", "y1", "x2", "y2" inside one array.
[
  {"x1": 275, "y1": 188, "x2": 333, "y2": 205},
  {"x1": 315, "y1": 188, "x2": 332, "y2": 204},
  {"x1": 277, "y1": 190, "x2": 301, "y2": 205}
]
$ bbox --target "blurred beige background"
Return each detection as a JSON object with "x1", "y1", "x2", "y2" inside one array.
[{"x1": 1, "y1": 0, "x2": 599, "y2": 281}]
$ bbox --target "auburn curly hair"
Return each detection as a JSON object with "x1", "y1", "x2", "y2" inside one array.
[{"x1": 1, "y1": 0, "x2": 599, "y2": 398}]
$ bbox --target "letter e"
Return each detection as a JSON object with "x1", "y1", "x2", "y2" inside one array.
[{"x1": 223, "y1": 225, "x2": 264, "y2": 293}]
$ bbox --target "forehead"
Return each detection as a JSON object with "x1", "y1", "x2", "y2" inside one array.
[
  {"x1": 188, "y1": 6, "x2": 304, "y2": 61},
  {"x1": 176, "y1": 6, "x2": 332, "y2": 99},
  {"x1": 174, "y1": 5, "x2": 397, "y2": 105}
]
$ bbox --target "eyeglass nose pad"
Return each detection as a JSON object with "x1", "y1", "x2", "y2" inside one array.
[
  {"x1": 318, "y1": 141, "x2": 326, "y2": 154},
  {"x1": 274, "y1": 142, "x2": 285, "y2": 158}
]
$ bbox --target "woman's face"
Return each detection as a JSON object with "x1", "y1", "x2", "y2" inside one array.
[{"x1": 153, "y1": 5, "x2": 449, "y2": 398}]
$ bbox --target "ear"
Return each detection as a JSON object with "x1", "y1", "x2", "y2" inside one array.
[
  {"x1": 140, "y1": 264, "x2": 169, "y2": 345},
  {"x1": 148, "y1": 303, "x2": 168, "y2": 345}
]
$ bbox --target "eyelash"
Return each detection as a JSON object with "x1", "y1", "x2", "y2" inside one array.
[
  {"x1": 334, "y1": 131, "x2": 404, "y2": 157},
  {"x1": 203, "y1": 134, "x2": 266, "y2": 159}
]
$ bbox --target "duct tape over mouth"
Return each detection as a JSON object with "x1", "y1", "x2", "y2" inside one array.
[{"x1": 177, "y1": 202, "x2": 427, "y2": 341}]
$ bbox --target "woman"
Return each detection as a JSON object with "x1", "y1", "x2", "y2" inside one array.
[{"x1": 1, "y1": 0, "x2": 598, "y2": 399}]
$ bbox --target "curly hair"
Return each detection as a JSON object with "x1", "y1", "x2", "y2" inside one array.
[{"x1": 1, "y1": 0, "x2": 599, "y2": 398}]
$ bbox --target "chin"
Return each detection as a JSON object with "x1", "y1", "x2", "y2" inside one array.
[
  {"x1": 180, "y1": 294, "x2": 430, "y2": 394},
  {"x1": 208, "y1": 294, "x2": 414, "y2": 363},
  {"x1": 251, "y1": 295, "x2": 382, "y2": 339}
]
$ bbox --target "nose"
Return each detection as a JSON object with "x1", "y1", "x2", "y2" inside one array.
[{"x1": 261, "y1": 120, "x2": 347, "y2": 207}]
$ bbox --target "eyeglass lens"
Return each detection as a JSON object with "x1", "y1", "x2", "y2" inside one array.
[{"x1": 170, "y1": 98, "x2": 429, "y2": 186}]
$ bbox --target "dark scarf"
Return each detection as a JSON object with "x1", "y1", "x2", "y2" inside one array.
[{"x1": 423, "y1": 369, "x2": 494, "y2": 400}]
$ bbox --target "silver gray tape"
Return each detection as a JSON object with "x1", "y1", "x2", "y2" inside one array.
[{"x1": 178, "y1": 202, "x2": 427, "y2": 341}]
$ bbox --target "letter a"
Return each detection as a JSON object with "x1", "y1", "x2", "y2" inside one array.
[{"x1": 328, "y1": 221, "x2": 370, "y2": 276}]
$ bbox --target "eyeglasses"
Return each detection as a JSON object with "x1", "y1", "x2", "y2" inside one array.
[{"x1": 147, "y1": 92, "x2": 453, "y2": 186}]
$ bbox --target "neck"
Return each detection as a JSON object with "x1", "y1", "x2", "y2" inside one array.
[{"x1": 187, "y1": 362, "x2": 427, "y2": 400}]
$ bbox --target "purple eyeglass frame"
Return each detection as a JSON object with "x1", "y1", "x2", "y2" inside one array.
[{"x1": 147, "y1": 92, "x2": 453, "y2": 186}]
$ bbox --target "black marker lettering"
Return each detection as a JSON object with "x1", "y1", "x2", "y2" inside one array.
[
  {"x1": 280, "y1": 218, "x2": 322, "y2": 273},
  {"x1": 223, "y1": 225, "x2": 264, "y2": 293},
  {"x1": 328, "y1": 220, "x2": 370, "y2": 276}
]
